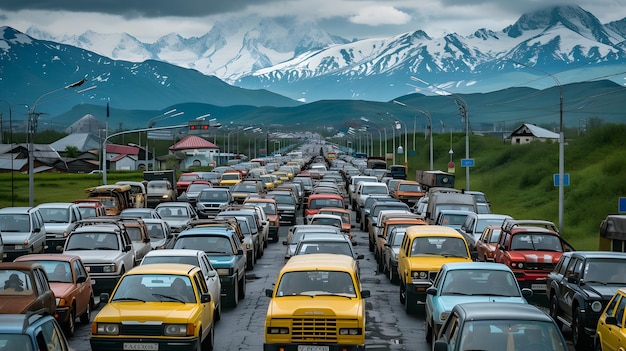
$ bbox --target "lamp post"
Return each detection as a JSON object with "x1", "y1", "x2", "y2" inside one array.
[
  {"x1": 0, "y1": 100, "x2": 15, "y2": 206},
  {"x1": 512, "y1": 62, "x2": 565, "y2": 231},
  {"x1": 360, "y1": 117, "x2": 384, "y2": 157},
  {"x1": 145, "y1": 109, "x2": 185, "y2": 170},
  {"x1": 27, "y1": 77, "x2": 93, "y2": 206},
  {"x1": 411, "y1": 76, "x2": 469, "y2": 189},
  {"x1": 395, "y1": 120, "x2": 407, "y2": 168},
  {"x1": 394, "y1": 100, "x2": 433, "y2": 170}
]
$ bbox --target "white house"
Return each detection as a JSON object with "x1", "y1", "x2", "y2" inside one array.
[{"x1": 508, "y1": 123, "x2": 559, "y2": 145}]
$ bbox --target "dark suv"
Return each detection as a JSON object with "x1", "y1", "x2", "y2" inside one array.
[{"x1": 546, "y1": 251, "x2": 626, "y2": 350}]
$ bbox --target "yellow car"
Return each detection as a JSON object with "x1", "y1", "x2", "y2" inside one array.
[
  {"x1": 90, "y1": 263, "x2": 215, "y2": 351},
  {"x1": 272, "y1": 171, "x2": 290, "y2": 182},
  {"x1": 260, "y1": 174, "x2": 276, "y2": 191},
  {"x1": 595, "y1": 287, "x2": 626, "y2": 351},
  {"x1": 219, "y1": 171, "x2": 242, "y2": 186},
  {"x1": 397, "y1": 225, "x2": 472, "y2": 314},
  {"x1": 264, "y1": 253, "x2": 370, "y2": 350}
]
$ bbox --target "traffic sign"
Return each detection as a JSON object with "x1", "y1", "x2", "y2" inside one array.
[
  {"x1": 461, "y1": 158, "x2": 474, "y2": 167},
  {"x1": 619, "y1": 197, "x2": 626, "y2": 213},
  {"x1": 553, "y1": 173, "x2": 570, "y2": 186}
]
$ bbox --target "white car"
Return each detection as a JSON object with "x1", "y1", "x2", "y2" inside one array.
[
  {"x1": 140, "y1": 249, "x2": 222, "y2": 321},
  {"x1": 155, "y1": 202, "x2": 198, "y2": 232}
]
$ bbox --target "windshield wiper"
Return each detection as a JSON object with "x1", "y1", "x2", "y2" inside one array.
[
  {"x1": 313, "y1": 293, "x2": 354, "y2": 299},
  {"x1": 152, "y1": 293, "x2": 185, "y2": 303},
  {"x1": 112, "y1": 297, "x2": 146, "y2": 302}
]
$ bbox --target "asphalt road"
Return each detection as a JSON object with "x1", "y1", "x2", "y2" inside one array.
[{"x1": 68, "y1": 208, "x2": 575, "y2": 351}]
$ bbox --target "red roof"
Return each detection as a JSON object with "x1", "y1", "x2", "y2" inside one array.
[
  {"x1": 106, "y1": 144, "x2": 139, "y2": 155},
  {"x1": 170, "y1": 136, "x2": 219, "y2": 151}
]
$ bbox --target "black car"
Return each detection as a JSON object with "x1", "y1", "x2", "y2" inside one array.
[
  {"x1": 546, "y1": 250, "x2": 626, "y2": 350},
  {"x1": 434, "y1": 302, "x2": 568, "y2": 351}
]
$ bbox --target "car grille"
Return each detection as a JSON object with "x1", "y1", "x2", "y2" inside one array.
[
  {"x1": 120, "y1": 324, "x2": 162, "y2": 336},
  {"x1": 291, "y1": 318, "x2": 337, "y2": 342},
  {"x1": 525, "y1": 263, "x2": 556, "y2": 271}
]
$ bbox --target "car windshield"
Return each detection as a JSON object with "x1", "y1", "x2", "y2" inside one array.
[
  {"x1": 199, "y1": 191, "x2": 228, "y2": 201},
  {"x1": 0, "y1": 214, "x2": 30, "y2": 232},
  {"x1": 510, "y1": 233, "x2": 562, "y2": 252},
  {"x1": 174, "y1": 236, "x2": 233, "y2": 255},
  {"x1": 276, "y1": 271, "x2": 356, "y2": 297},
  {"x1": 441, "y1": 270, "x2": 520, "y2": 297},
  {"x1": 187, "y1": 184, "x2": 210, "y2": 193},
  {"x1": 148, "y1": 181, "x2": 168, "y2": 190},
  {"x1": 459, "y1": 320, "x2": 567, "y2": 351},
  {"x1": 157, "y1": 207, "x2": 189, "y2": 218},
  {"x1": 147, "y1": 223, "x2": 166, "y2": 239},
  {"x1": 31, "y1": 261, "x2": 73, "y2": 283},
  {"x1": 111, "y1": 274, "x2": 196, "y2": 303},
  {"x1": 39, "y1": 208, "x2": 69, "y2": 223},
  {"x1": 296, "y1": 242, "x2": 352, "y2": 256},
  {"x1": 121, "y1": 209, "x2": 153, "y2": 218},
  {"x1": 584, "y1": 258, "x2": 626, "y2": 284},
  {"x1": 309, "y1": 198, "x2": 342, "y2": 209},
  {"x1": 126, "y1": 227, "x2": 144, "y2": 242},
  {"x1": 391, "y1": 231, "x2": 405, "y2": 246},
  {"x1": 65, "y1": 233, "x2": 119, "y2": 251},
  {"x1": 398, "y1": 184, "x2": 422, "y2": 192},
  {"x1": 410, "y1": 236, "x2": 468, "y2": 258},
  {"x1": 0, "y1": 335, "x2": 33, "y2": 351}
]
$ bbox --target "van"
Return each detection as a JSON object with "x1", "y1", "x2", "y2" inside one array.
[
  {"x1": 264, "y1": 254, "x2": 370, "y2": 350},
  {"x1": 425, "y1": 189, "x2": 477, "y2": 225},
  {"x1": 85, "y1": 184, "x2": 133, "y2": 215}
]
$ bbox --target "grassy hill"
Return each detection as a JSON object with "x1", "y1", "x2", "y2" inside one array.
[{"x1": 1, "y1": 123, "x2": 624, "y2": 250}]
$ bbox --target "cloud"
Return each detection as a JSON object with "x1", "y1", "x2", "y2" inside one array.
[
  {"x1": 0, "y1": 0, "x2": 281, "y2": 18},
  {"x1": 348, "y1": 6, "x2": 411, "y2": 26}
]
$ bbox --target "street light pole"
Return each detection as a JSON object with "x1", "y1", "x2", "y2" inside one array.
[
  {"x1": 27, "y1": 77, "x2": 93, "y2": 206},
  {"x1": 0, "y1": 100, "x2": 15, "y2": 206},
  {"x1": 145, "y1": 110, "x2": 184, "y2": 169},
  {"x1": 393, "y1": 100, "x2": 433, "y2": 170},
  {"x1": 512, "y1": 61, "x2": 564, "y2": 232}
]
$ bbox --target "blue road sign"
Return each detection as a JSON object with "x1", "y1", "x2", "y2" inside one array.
[
  {"x1": 619, "y1": 197, "x2": 626, "y2": 213},
  {"x1": 461, "y1": 158, "x2": 474, "y2": 167},
  {"x1": 553, "y1": 173, "x2": 570, "y2": 186}
]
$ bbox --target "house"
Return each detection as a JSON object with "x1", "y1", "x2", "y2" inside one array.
[
  {"x1": 168, "y1": 136, "x2": 220, "y2": 169},
  {"x1": 508, "y1": 123, "x2": 559, "y2": 145},
  {"x1": 105, "y1": 144, "x2": 141, "y2": 171},
  {"x1": 51, "y1": 133, "x2": 102, "y2": 153}
]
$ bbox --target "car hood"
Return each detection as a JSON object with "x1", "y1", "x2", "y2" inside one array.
[
  {"x1": 43, "y1": 223, "x2": 72, "y2": 234},
  {"x1": 582, "y1": 284, "x2": 622, "y2": 300},
  {"x1": 0, "y1": 294, "x2": 37, "y2": 313},
  {"x1": 408, "y1": 255, "x2": 471, "y2": 268},
  {"x1": 267, "y1": 296, "x2": 364, "y2": 318},
  {"x1": 207, "y1": 255, "x2": 238, "y2": 269},
  {"x1": 97, "y1": 302, "x2": 201, "y2": 322},
  {"x1": 507, "y1": 251, "x2": 562, "y2": 263},
  {"x1": 64, "y1": 250, "x2": 125, "y2": 263},
  {"x1": 162, "y1": 218, "x2": 191, "y2": 228},
  {"x1": 1, "y1": 232, "x2": 33, "y2": 244},
  {"x1": 49, "y1": 282, "x2": 76, "y2": 298}
]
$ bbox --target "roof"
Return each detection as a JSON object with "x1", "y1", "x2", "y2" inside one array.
[
  {"x1": 124, "y1": 263, "x2": 198, "y2": 275},
  {"x1": 280, "y1": 253, "x2": 355, "y2": 271},
  {"x1": 405, "y1": 225, "x2": 465, "y2": 238},
  {"x1": 442, "y1": 261, "x2": 513, "y2": 272},
  {"x1": 106, "y1": 144, "x2": 139, "y2": 155},
  {"x1": 509, "y1": 123, "x2": 559, "y2": 139},
  {"x1": 143, "y1": 249, "x2": 204, "y2": 258},
  {"x1": 454, "y1": 302, "x2": 553, "y2": 322},
  {"x1": 51, "y1": 133, "x2": 101, "y2": 153},
  {"x1": 169, "y1": 135, "x2": 218, "y2": 151},
  {"x1": 560, "y1": 251, "x2": 626, "y2": 259}
]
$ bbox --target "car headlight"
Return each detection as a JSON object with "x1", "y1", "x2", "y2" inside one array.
[
  {"x1": 339, "y1": 328, "x2": 362, "y2": 335},
  {"x1": 510, "y1": 262, "x2": 524, "y2": 269},
  {"x1": 591, "y1": 301, "x2": 603, "y2": 313},
  {"x1": 412, "y1": 271, "x2": 428, "y2": 280},
  {"x1": 439, "y1": 312, "x2": 450, "y2": 322},
  {"x1": 102, "y1": 264, "x2": 117, "y2": 273},
  {"x1": 96, "y1": 323, "x2": 120, "y2": 335},
  {"x1": 162, "y1": 194, "x2": 170, "y2": 199},
  {"x1": 267, "y1": 327, "x2": 289, "y2": 334},
  {"x1": 164, "y1": 324, "x2": 192, "y2": 336}
]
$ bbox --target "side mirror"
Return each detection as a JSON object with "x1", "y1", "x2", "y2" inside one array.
[
  {"x1": 77, "y1": 276, "x2": 87, "y2": 284},
  {"x1": 200, "y1": 293, "x2": 211, "y2": 303},
  {"x1": 567, "y1": 275, "x2": 579, "y2": 284},
  {"x1": 100, "y1": 293, "x2": 110, "y2": 304},
  {"x1": 606, "y1": 316, "x2": 618, "y2": 326},
  {"x1": 265, "y1": 289, "x2": 273, "y2": 297},
  {"x1": 356, "y1": 254, "x2": 364, "y2": 260},
  {"x1": 361, "y1": 290, "x2": 371, "y2": 298},
  {"x1": 521, "y1": 288, "x2": 533, "y2": 298},
  {"x1": 282, "y1": 241, "x2": 288, "y2": 245},
  {"x1": 426, "y1": 287, "x2": 438, "y2": 296},
  {"x1": 124, "y1": 244, "x2": 133, "y2": 252},
  {"x1": 206, "y1": 270, "x2": 217, "y2": 278},
  {"x1": 236, "y1": 249, "x2": 244, "y2": 255},
  {"x1": 433, "y1": 340, "x2": 448, "y2": 351},
  {"x1": 498, "y1": 244, "x2": 506, "y2": 251}
]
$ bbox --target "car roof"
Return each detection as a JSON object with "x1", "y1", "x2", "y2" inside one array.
[
  {"x1": 300, "y1": 233, "x2": 350, "y2": 242},
  {"x1": 0, "y1": 313, "x2": 54, "y2": 334},
  {"x1": 405, "y1": 225, "x2": 466, "y2": 238},
  {"x1": 454, "y1": 302, "x2": 552, "y2": 322},
  {"x1": 0, "y1": 207, "x2": 33, "y2": 214},
  {"x1": 281, "y1": 253, "x2": 356, "y2": 271},
  {"x1": 15, "y1": 254, "x2": 80, "y2": 263},
  {"x1": 144, "y1": 249, "x2": 204, "y2": 258},
  {"x1": 561, "y1": 251, "x2": 626, "y2": 259},
  {"x1": 441, "y1": 261, "x2": 513, "y2": 272}
]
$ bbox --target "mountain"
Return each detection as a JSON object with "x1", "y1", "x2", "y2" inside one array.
[
  {"x1": 0, "y1": 26, "x2": 300, "y2": 119},
  {"x1": 23, "y1": 5, "x2": 626, "y2": 103}
]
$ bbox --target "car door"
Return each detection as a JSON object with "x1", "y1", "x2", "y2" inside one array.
[
  {"x1": 604, "y1": 293, "x2": 626, "y2": 351},
  {"x1": 558, "y1": 256, "x2": 582, "y2": 322},
  {"x1": 73, "y1": 258, "x2": 92, "y2": 315},
  {"x1": 192, "y1": 271, "x2": 214, "y2": 338},
  {"x1": 200, "y1": 254, "x2": 220, "y2": 305}
]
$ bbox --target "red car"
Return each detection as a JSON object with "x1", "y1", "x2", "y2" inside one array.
[
  {"x1": 15, "y1": 254, "x2": 94, "y2": 336},
  {"x1": 176, "y1": 173, "x2": 200, "y2": 195},
  {"x1": 304, "y1": 193, "x2": 345, "y2": 217},
  {"x1": 0, "y1": 262, "x2": 56, "y2": 316}
]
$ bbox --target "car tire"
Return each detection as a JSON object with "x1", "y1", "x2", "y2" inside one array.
[
  {"x1": 63, "y1": 308, "x2": 76, "y2": 337},
  {"x1": 239, "y1": 274, "x2": 246, "y2": 300},
  {"x1": 400, "y1": 283, "x2": 406, "y2": 304},
  {"x1": 201, "y1": 325, "x2": 214, "y2": 351},
  {"x1": 389, "y1": 265, "x2": 398, "y2": 284},
  {"x1": 426, "y1": 320, "x2": 433, "y2": 342},
  {"x1": 573, "y1": 307, "x2": 589, "y2": 351},
  {"x1": 80, "y1": 295, "x2": 93, "y2": 323},
  {"x1": 215, "y1": 302, "x2": 221, "y2": 322},
  {"x1": 549, "y1": 295, "x2": 563, "y2": 329},
  {"x1": 229, "y1": 280, "x2": 239, "y2": 307}
]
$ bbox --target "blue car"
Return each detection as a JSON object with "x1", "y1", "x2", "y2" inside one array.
[
  {"x1": 0, "y1": 313, "x2": 69, "y2": 351},
  {"x1": 425, "y1": 261, "x2": 532, "y2": 342}
]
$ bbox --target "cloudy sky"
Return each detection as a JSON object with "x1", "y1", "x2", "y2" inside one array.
[{"x1": 1, "y1": 0, "x2": 626, "y2": 42}]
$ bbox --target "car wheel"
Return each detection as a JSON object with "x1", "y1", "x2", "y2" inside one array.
[
  {"x1": 239, "y1": 274, "x2": 246, "y2": 300},
  {"x1": 426, "y1": 320, "x2": 433, "y2": 342},
  {"x1": 80, "y1": 295, "x2": 93, "y2": 323},
  {"x1": 399, "y1": 283, "x2": 406, "y2": 304},
  {"x1": 549, "y1": 295, "x2": 562, "y2": 329},
  {"x1": 594, "y1": 335, "x2": 603, "y2": 351},
  {"x1": 572, "y1": 307, "x2": 589, "y2": 350},
  {"x1": 389, "y1": 265, "x2": 398, "y2": 284},
  {"x1": 63, "y1": 308, "x2": 76, "y2": 337},
  {"x1": 215, "y1": 302, "x2": 221, "y2": 322},
  {"x1": 201, "y1": 324, "x2": 214, "y2": 351},
  {"x1": 229, "y1": 280, "x2": 239, "y2": 307}
]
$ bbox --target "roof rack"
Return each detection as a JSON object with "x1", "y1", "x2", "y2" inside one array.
[{"x1": 502, "y1": 219, "x2": 559, "y2": 233}]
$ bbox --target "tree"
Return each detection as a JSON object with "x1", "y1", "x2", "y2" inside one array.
[{"x1": 64, "y1": 145, "x2": 80, "y2": 158}]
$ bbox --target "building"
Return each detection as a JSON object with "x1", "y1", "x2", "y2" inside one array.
[
  {"x1": 168, "y1": 136, "x2": 220, "y2": 169},
  {"x1": 508, "y1": 123, "x2": 559, "y2": 144}
]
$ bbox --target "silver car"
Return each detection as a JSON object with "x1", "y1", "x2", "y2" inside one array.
[{"x1": 0, "y1": 207, "x2": 47, "y2": 261}]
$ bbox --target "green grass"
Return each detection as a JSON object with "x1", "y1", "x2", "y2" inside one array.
[{"x1": 2, "y1": 124, "x2": 625, "y2": 251}]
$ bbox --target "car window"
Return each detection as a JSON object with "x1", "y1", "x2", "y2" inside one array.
[
  {"x1": 40, "y1": 318, "x2": 68, "y2": 351},
  {"x1": 615, "y1": 294, "x2": 626, "y2": 327}
]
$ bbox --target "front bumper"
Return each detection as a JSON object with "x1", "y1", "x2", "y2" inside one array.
[
  {"x1": 264, "y1": 344, "x2": 365, "y2": 351},
  {"x1": 91, "y1": 336, "x2": 200, "y2": 351}
]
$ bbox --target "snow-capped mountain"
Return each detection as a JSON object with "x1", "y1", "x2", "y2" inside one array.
[{"x1": 19, "y1": 5, "x2": 626, "y2": 103}]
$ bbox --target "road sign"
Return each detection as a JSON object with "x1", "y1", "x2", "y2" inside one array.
[
  {"x1": 553, "y1": 173, "x2": 570, "y2": 186},
  {"x1": 619, "y1": 197, "x2": 626, "y2": 213},
  {"x1": 461, "y1": 158, "x2": 474, "y2": 167},
  {"x1": 147, "y1": 130, "x2": 173, "y2": 140}
]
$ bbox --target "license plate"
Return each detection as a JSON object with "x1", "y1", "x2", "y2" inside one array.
[
  {"x1": 123, "y1": 343, "x2": 158, "y2": 351},
  {"x1": 297, "y1": 346, "x2": 329, "y2": 351},
  {"x1": 531, "y1": 283, "x2": 546, "y2": 290}
]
